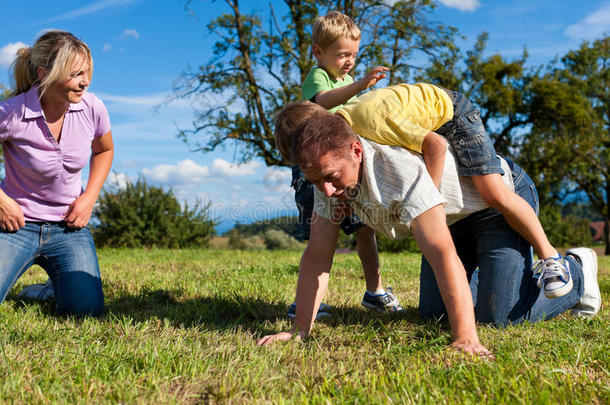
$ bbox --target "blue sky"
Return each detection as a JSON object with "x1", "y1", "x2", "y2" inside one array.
[{"x1": 1, "y1": 0, "x2": 608, "y2": 232}]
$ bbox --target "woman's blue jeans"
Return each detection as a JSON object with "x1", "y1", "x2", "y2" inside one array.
[
  {"x1": 0, "y1": 222, "x2": 104, "y2": 316},
  {"x1": 419, "y1": 161, "x2": 584, "y2": 326}
]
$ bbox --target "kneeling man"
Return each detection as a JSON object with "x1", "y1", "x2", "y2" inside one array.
[{"x1": 258, "y1": 102, "x2": 601, "y2": 356}]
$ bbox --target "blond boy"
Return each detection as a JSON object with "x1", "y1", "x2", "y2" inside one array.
[{"x1": 289, "y1": 11, "x2": 399, "y2": 318}]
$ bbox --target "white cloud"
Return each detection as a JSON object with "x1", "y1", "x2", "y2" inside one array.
[
  {"x1": 102, "y1": 43, "x2": 112, "y2": 52},
  {"x1": 106, "y1": 172, "x2": 130, "y2": 189},
  {"x1": 438, "y1": 0, "x2": 480, "y2": 12},
  {"x1": 143, "y1": 159, "x2": 209, "y2": 185},
  {"x1": 98, "y1": 92, "x2": 165, "y2": 106},
  {"x1": 122, "y1": 29, "x2": 140, "y2": 39},
  {"x1": 211, "y1": 159, "x2": 261, "y2": 176},
  {"x1": 43, "y1": 0, "x2": 134, "y2": 23},
  {"x1": 0, "y1": 42, "x2": 28, "y2": 67},
  {"x1": 565, "y1": 3, "x2": 610, "y2": 39},
  {"x1": 97, "y1": 91, "x2": 193, "y2": 110}
]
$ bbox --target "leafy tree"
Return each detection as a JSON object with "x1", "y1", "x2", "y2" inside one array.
[
  {"x1": 422, "y1": 34, "x2": 609, "y2": 252},
  {"x1": 229, "y1": 215, "x2": 301, "y2": 239},
  {"x1": 93, "y1": 177, "x2": 216, "y2": 248},
  {"x1": 0, "y1": 85, "x2": 9, "y2": 101},
  {"x1": 562, "y1": 202, "x2": 603, "y2": 222},
  {"x1": 421, "y1": 32, "x2": 532, "y2": 156},
  {"x1": 174, "y1": 0, "x2": 458, "y2": 166},
  {"x1": 539, "y1": 206, "x2": 593, "y2": 248},
  {"x1": 522, "y1": 36, "x2": 609, "y2": 253}
]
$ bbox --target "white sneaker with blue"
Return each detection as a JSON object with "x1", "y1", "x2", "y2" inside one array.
[
  {"x1": 361, "y1": 287, "x2": 403, "y2": 312},
  {"x1": 566, "y1": 247, "x2": 601, "y2": 317},
  {"x1": 17, "y1": 279, "x2": 55, "y2": 301},
  {"x1": 287, "y1": 302, "x2": 332, "y2": 320},
  {"x1": 532, "y1": 254, "x2": 573, "y2": 298}
]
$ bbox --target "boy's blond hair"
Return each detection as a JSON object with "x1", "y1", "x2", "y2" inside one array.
[{"x1": 312, "y1": 11, "x2": 361, "y2": 49}]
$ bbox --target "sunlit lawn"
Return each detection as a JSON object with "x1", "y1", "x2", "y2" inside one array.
[{"x1": 1, "y1": 248, "x2": 608, "y2": 403}]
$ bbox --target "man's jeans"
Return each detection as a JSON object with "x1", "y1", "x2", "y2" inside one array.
[
  {"x1": 419, "y1": 161, "x2": 584, "y2": 326},
  {"x1": 0, "y1": 222, "x2": 104, "y2": 316}
]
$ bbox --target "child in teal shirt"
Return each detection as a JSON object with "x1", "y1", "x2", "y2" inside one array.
[{"x1": 289, "y1": 11, "x2": 400, "y2": 318}]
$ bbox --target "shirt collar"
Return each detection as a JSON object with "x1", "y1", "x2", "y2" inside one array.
[
  {"x1": 68, "y1": 98, "x2": 84, "y2": 112},
  {"x1": 22, "y1": 86, "x2": 84, "y2": 119},
  {"x1": 23, "y1": 87, "x2": 43, "y2": 120}
]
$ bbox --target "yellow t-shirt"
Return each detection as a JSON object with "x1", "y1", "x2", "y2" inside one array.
[{"x1": 336, "y1": 83, "x2": 454, "y2": 153}]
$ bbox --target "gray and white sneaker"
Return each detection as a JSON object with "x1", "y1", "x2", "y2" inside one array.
[
  {"x1": 287, "y1": 302, "x2": 332, "y2": 320},
  {"x1": 361, "y1": 287, "x2": 403, "y2": 312},
  {"x1": 17, "y1": 279, "x2": 55, "y2": 301},
  {"x1": 566, "y1": 248, "x2": 601, "y2": 318},
  {"x1": 532, "y1": 255, "x2": 573, "y2": 298}
]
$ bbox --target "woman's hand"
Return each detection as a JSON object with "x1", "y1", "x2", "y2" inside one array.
[
  {"x1": 0, "y1": 193, "x2": 25, "y2": 231},
  {"x1": 63, "y1": 193, "x2": 96, "y2": 229}
]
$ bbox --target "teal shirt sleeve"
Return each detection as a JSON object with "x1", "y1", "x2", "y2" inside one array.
[
  {"x1": 302, "y1": 68, "x2": 333, "y2": 102},
  {"x1": 301, "y1": 68, "x2": 356, "y2": 113}
]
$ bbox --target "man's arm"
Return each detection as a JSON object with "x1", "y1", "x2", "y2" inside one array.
[
  {"x1": 421, "y1": 131, "x2": 448, "y2": 188},
  {"x1": 257, "y1": 212, "x2": 340, "y2": 345},
  {"x1": 410, "y1": 204, "x2": 493, "y2": 357},
  {"x1": 314, "y1": 67, "x2": 388, "y2": 110}
]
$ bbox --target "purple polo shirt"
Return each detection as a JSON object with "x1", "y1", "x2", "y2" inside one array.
[{"x1": 0, "y1": 86, "x2": 111, "y2": 222}]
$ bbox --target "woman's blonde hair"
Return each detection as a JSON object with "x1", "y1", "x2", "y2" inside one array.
[
  {"x1": 312, "y1": 11, "x2": 361, "y2": 49},
  {"x1": 10, "y1": 30, "x2": 93, "y2": 98}
]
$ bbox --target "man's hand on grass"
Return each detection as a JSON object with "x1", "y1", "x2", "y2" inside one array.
[
  {"x1": 257, "y1": 332, "x2": 297, "y2": 346},
  {"x1": 450, "y1": 339, "x2": 495, "y2": 360},
  {"x1": 257, "y1": 329, "x2": 310, "y2": 346}
]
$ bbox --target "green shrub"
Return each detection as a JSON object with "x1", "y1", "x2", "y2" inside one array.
[
  {"x1": 232, "y1": 216, "x2": 302, "y2": 240},
  {"x1": 227, "y1": 229, "x2": 266, "y2": 250},
  {"x1": 539, "y1": 205, "x2": 593, "y2": 248},
  {"x1": 93, "y1": 177, "x2": 216, "y2": 248},
  {"x1": 376, "y1": 233, "x2": 420, "y2": 253},
  {"x1": 264, "y1": 229, "x2": 301, "y2": 250},
  {"x1": 336, "y1": 231, "x2": 356, "y2": 250},
  {"x1": 336, "y1": 230, "x2": 419, "y2": 253}
]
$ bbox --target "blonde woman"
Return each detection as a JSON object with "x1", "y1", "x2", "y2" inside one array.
[{"x1": 0, "y1": 31, "x2": 113, "y2": 315}]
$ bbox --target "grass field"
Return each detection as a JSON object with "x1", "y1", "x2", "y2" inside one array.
[{"x1": 1, "y1": 248, "x2": 608, "y2": 403}]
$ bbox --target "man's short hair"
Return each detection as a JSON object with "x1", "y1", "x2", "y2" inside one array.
[
  {"x1": 312, "y1": 11, "x2": 361, "y2": 49},
  {"x1": 274, "y1": 101, "x2": 328, "y2": 165},
  {"x1": 292, "y1": 113, "x2": 356, "y2": 170}
]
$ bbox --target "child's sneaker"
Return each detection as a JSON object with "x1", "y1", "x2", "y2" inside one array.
[
  {"x1": 287, "y1": 302, "x2": 332, "y2": 320},
  {"x1": 361, "y1": 287, "x2": 403, "y2": 312},
  {"x1": 566, "y1": 247, "x2": 601, "y2": 317},
  {"x1": 17, "y1": 279, "x2": 55, "y2": 301},
  {"x1": 532, "y1": 254, "x2": 573, "y2": 298}
]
